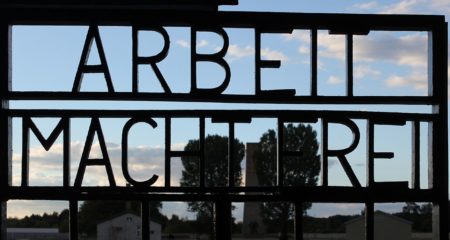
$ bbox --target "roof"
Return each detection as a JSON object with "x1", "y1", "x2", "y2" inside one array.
[
  {"x1": 97, "y1": 212, "x2": 162, "y2": 226},
  {"x1": 345, "y1": 211, "x2": 412, "y2": 225},
  {"x1": 7, "y1": 228, "x2": 59, "y2": 233}
]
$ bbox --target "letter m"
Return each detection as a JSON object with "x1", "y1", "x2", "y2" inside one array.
[{"x1": 22, "y1": 117, "x2": 70, "y2": 186}]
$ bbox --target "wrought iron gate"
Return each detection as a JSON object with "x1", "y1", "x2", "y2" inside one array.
[{"x1": 0, "y1": 0, "x2": 448, "y2": 239}]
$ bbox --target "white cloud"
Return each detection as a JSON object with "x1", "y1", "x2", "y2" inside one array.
[
  {"x1": 197, "y1": 39, "x2": 208, "y2": 48},
  {"x1": 353, "y1": 1, "x2": 379, "y2": 10},
  {"x1": 283, "y1": 30, "x2": 310, "y2": 42},
  {"x1": 227, "y1": 44, "x2": 254, "y2": 59},
  {"x1": 298, "y1": 46, "x2": 309, "y2": 55},
  {"x1": 175, "y1": 39, "x2": 209, "y2": 49},
  {"x1": 176, "y1": 40, "x2": 189, "y2": 48},
  {"x1": 327, "y1": 75, "x2": 344, "y2": 85},
  {"x1": 379, "y1": 0, "x2": 425, "y2": 14},
  {"x1": 261, "y1": 48, "x2": 289, "y2": 62},
  {"x1": 385, "y1": 72, "x2": 427, "y2": 90},
  {"x1": 354, "y1": 65, "x2": 381, "y2": 79}
]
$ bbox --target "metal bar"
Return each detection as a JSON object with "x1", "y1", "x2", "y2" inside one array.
[
  {"x1": 321, "y1": 119, "x2": 328, "y2": 186},
  {"x1": 69, "y1": 200, "x2": 78, "y2": 240},
  {"x1": 228, "y1": 122, "x2": 235, "y2": 187},
  {"x1": 6, "y1": 109, "x2": 437, "y2": 121},
  {"x1": 165, "y1": 117, "x2": 171, "y2": 187},
  {"x1": 366, "y1": 120, "x2": 374, "y2": 188},
  {"x1": 215, "y1": 199, "x2": 231, "y2": 240},
  {"x1": 0, "y1": 9, "x2": 444, "y2": 31},
  {"x1": 63, "y1": 119, "x2": 71, "y2": 187},
  {"x1": 277, "y1": 119, "x2": 284, "y2": 187},
  {"x1": 5, "y1": 186, "x2": 436, "y2": 202},
  {"x1": 428, "y1": 22, "x2": 448, "y2": 240},
  {"x1": 346, "y1": 34, "x2": 353, "y2": 97},
  {"x1": 6, "y1": 92, "x2": 438, "y2": 104},
  {"x1": 141, "y1": 200, "x2": 150, "y2": 240},
  {"x1": 0, "y1": 22, "x2": 11, "y2": 240},
  {"x1": 310, "y1": 29, "x2": 317, "y2": 96},
  {"x1": 294, "y1": 202, "x2": 303, "y2": 240},
  {"x1": 365, "y1": 202, "x2": 374, "y2": 240},
  {"x1": 21, "y1": 118, "x2": 29, "y2": 186},
  {"x1": 412, "y1": 121, "x2": 420, "y2": 189},
  {"x1": 199, "y1": 117, "x2": 205, "y2": 188}
]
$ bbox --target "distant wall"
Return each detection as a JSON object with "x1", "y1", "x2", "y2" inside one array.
[{"x1": 7, "y1": 232, "x2": 69, "y2": 240}]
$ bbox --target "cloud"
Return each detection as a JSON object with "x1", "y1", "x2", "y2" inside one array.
[
  {"x1": 175, "y1": 40, "x2": 189, "y2": 48},
  {"x1": 286, "y1": 30, "x2": 427, "y2": 68},
  {"x1": 196, "y1": 40, "x2": 208, "y2": 48},
  {"x1": 261, "y1": 48, "x2": 289, "y2": 62},
  {"x1": 175, "y1": 39, "x2": 209, "y2": 49},
  {"x1": 227, "y1": 44, "x2": 254, "y2": 59},
  {"x1": 379, "y1": 0, "x2": 425, "y2": 14},
  {"x1": 354, "y1": 65, "x2": 381, "y2": 79},
  {"x1": 385, "y1": 72, "x2": 427, "y2": 90},
  {"x1": 327, "y1": 75, "x2": 344, "y2": 85},
  {"x1": 353, "y1": 1, "x2": 379, "y2": 10}
]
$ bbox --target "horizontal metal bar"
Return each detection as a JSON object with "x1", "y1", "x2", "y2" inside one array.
[
  {"x1": 3, "y1": 186, "x2": 435, "y2": 203},
  {"x1": 0, "y1": 9, "x2": 444, "y2": 31},
  {"x1": 7, "y1": 92, "x2": 439, "y2": 105},
  {"x1": 7, "y1": 109, "x2": 437, "y2": 121}
]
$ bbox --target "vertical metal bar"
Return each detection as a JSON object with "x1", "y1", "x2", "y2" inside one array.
[
  {"x1": 132, "y1": 26, "x2": 139, "y2": 93},
  {"x1": 255, "y1": 29, "x2": 261, "y2": 94},
  {"x1": 366, "y1": 120, "x2": 374, "y2": 188},
  {"x1": 320, "y1": 119, "x2": 328, "y2": 186},
  {"x1": 411, "y1": 121, "x2": 420, "y2": 189},
  {"x1": 199, "y1": 117, "x2": 205, "y2": 188},
  {"x1": 294, "y1": 202, "x2": 303, "y2": 240},
  {"x1": 310, "y1": 29, "x2": 318, "y2": 96},
  {"x1": 215, "y1": 199, "x2": 231, "y2": 240},
  {"x1": 142, "y1": 200, "x2": 150, "y2": 240},
  {"x1": 365, "y1": 202, "x2": 374, "y2": 240},
  {"x1": 228, "y1": 122, "x2": 235, "y2": 187},
  {"x1": 277, "y1": 119, "x2": 284, "y2": 187},
  {"x1": 21, "y1": 119, "x2": 29, "y2": 186},
  {"x1": 165, "y1": 117, "x2": 171, "y2": 187},
  {"x1": 63, "y1": 118, "x2": 71, "y2": 187},
  {"x1": 428, "y1": 23, "x2": 448, "y2": 240},
  {"x1": 69, "y1": 200, "x2": 78, "y2": 240},
  {"x1": 0, "y1": 23, "x2": 11, "y2": 240},
  {"x1": 346, "y1": 34, "x2": 353, "y2": 97}
]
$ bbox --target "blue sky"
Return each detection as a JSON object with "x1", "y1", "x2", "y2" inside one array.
[{"x1": 6, "y1": 0, "x2": 450, "y2": 221}]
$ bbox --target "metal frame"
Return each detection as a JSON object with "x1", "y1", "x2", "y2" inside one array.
[{"x1": 0, "y1": 2, "x2": 448, "y2": 240}]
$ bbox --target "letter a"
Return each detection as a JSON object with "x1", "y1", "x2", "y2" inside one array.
[
  {"x1": 74, "y1": 118, "x2": 116, "y2": 187},
  {"x1": 72, "y1": 25, "x2": 115, "y2": 93}
]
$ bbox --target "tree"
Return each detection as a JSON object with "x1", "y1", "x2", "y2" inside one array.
[
  {"x1": 253, "y1": 123, "x2": 320, "y2": 240},
  {"x1": 180, "y1": 135, "x2": 245, "y2": 237}
]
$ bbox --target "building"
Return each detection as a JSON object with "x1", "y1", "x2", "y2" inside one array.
[
  {"x1": 97, "y1": 212, "x2": 162, "y2": 240},
  {"x1": 345, "y1": 211, "x2": 412, "y2": 240},
  {"x1": 242, "y1": 143, "x2": 267, "y2": 236}
]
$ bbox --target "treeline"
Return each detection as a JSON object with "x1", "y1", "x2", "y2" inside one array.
[
  {"x1": 6, "y1": 202, "x2": 436, "y2": 234},
  {"x1": 7, "y1": 210, "x2": 69, "y2": 233}
]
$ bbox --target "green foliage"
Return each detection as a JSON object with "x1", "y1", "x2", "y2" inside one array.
[
  {"x1": 396, "y1": 202, "x2": 432, "y2": 232},
  {"x1": 180, "y1": 135, "x2": 245, "y2": 236},
  {"x1": 254, "y1": 123, "x2": 320, "y2": 239},
  {"x1": 7, "y1": 211, "x2": 69, "y2": 232}
]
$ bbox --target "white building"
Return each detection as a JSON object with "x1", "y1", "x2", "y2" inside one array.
[
  {"x1": 97, "y1": 212, "x2": 162, "y2": 240},
  {"x1": 345, "y1": 211, "x2": 412, "y2": 240}
]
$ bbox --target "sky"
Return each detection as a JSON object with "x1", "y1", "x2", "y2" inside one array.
[{"x1": 6, "y1": 0, "x2": 450, "y2": 223}]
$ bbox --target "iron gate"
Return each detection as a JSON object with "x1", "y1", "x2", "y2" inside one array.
[{"x1": 0, "y1": 0, "x2": 448, "y2": 240}]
